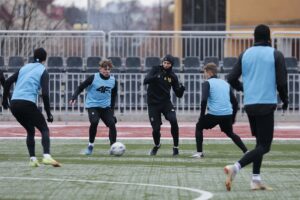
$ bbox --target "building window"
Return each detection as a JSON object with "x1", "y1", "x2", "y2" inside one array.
[{"x1": 183, "y1": 0, "x2": 226, "y2": 31}]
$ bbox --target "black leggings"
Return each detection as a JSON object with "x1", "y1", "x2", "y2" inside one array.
[
  {"x1": 87, "y1": 107, "x2": 117, "y2": 145},
  {"x1": 10, "y1": 100, "x2": 50, "y2": 157},
  {"x1": 238, "y1": 112, "x2": 274, "y2": 174},
  {"x1": 195, "y1": 114, "x2": 248, "y2": 153}
]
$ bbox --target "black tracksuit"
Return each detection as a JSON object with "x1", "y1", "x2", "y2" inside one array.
[
  {"x1": 144, "y1": 65, "x2": 185, "y2": 147},
  {"x1": 227, "y1": 42, "x2": 288, "y2": 174}
]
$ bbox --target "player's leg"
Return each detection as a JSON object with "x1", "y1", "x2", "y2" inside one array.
[
  {"x1": 30, "y1": 104, "x2": 60, "y2": 167},
  {"x1": 85, "y1": 108, "x2": 100, "y2": 155},
  {"x1": 163, "y1": 103, "x2": 179, "y2": 155},
  {"x1": 238, "y1": 113, "x2": 273, "y2": 167},
  {"x1": 10, "y1": 101, "x2": 38, "y2": 166},
  {"x1": 148, "y1": 105, "x2": 162, "y2": 155},
  {"x1": 250, "y1": 112, "x2": 274, "y2": 190},
  {"x1": 192, "y1": 114, "x2": 218, "y2": 158},
  {"x1": 224, "y1": 113, "x2": 274, "y2": 191},
  {"x1": 219, "y1": 115, "x2": 248, "y2": 153},
  {"x1": 100, "y1": 108, "x2": 117, "y2": 146}
]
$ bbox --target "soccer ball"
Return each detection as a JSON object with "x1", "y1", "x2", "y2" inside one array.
[{"x1": 110, "y1": 142, "x2": 126, "y2": 156}]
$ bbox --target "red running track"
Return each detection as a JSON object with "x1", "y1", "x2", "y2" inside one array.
[{"x1": 0, "y1": 122, "x2": 299, "y2": 139}]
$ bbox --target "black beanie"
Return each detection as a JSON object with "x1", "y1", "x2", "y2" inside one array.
[
  {"x1": 162, "y1": 54, "x2": 174, "y2": 66},
  {"x1": 254, "y1": 24, "x2": 271, "y2": 43},
  {"x1": 33, "y1": 48, "x2": 47, "y2": 63}
]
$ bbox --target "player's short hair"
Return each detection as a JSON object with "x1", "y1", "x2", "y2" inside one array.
[
  {"x1": 99, "y1": 59, "x2": 113, "y2": 69},
  {"x1": 204, "y1": 62, "x2": 218, "y2": 75},
  {"x1": 254, "y1": 24, "x2": 271, "y2": 43},
  {"x1": 33, "y1": 48, "x2": 47, "y2": 63}
]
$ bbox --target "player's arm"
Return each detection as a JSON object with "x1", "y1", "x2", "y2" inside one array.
[
  {"x1": 170, "y1": 72, "x2": 185, "y2": 98},
  {"x1": 199, "y1": 81, "x2": 209, "y2": 119},
  {"x1": 69, "y1": 75, "x2": 94, "y2": 104},
  {"x1": 2, "y1": 71, "x2": 19, "y2": 109},
  {"x1": 111, "y1": 79, "x2": 118, "y2": 113},
  {"x1": 41, "y1": 71, "x2": 53, "y2": 122},
  {"x1": 143, "y1": 66, "x2": 160, "y2": 84},
  {"x1": 227, "y1": 53, "x2": 244, "y2": 91},
  {"x1": 274, "y1": 50, "x2": 288, "y2": 109},
  {"x1": 229, "y1": 88, "x2": 238, "y2": 124}
]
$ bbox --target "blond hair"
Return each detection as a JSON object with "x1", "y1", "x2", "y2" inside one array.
[
  {"x1": 204, "y1": 62, "x2": 218, "y2": 75},
  {"x1": 99, "y1": 59, "x2": 113, "y2": 69}
]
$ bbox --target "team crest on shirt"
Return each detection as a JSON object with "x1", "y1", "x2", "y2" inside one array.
[{"x1": 164, "y1": 77, "x2": 172, "y2": 83}]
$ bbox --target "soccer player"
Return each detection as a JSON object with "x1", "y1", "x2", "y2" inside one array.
[
  {"x1": 2, "y1": 48, "x2": 60, "y2": 167},
  {"x1": 191, "y1": 63, "x2": 248, "y2": 158},
  {"x1": 69, "y1": 59, "x2": 118, "y2": 155},
  {"x1": 224, "y1": 24, "x2": 288, "y2": 191},
  {"x1": 143, "y1": 54, "x2": 185, "y2": 156}
]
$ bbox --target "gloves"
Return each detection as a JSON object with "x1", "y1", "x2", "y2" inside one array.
[
  {"x1": 113, "y1": 116, "x2": 117, "y2": 124},
  {"x1": 179, "y1": 83, "x2": 185, "y2": 91},
  {"x1": 47, "y1": 113, "x2": 53, "y2": 123},
  {"x1": 157, "y1": 69, "x2": 166, "y2": 78},
  {"x1": 282, "y1": 99, "x2": 288, "y2": 110},
  {"x1": 2, "y1": 99, "x2": 9, "y2": 109}
]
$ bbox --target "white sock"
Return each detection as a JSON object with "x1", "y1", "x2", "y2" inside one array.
[
  {"x1": 234, "y1": 162, "x2": 241, "y2": 172},
  {"x1": 43, "y1": 154, "x2": 51, "y2": 159},
  {"x1": 89, "y1": 143, "x2": 94, "y2": 147},
  {"x1": 173, "y1": 146, "x2": 179, "y2": 149},
  {"x1": 252, "y1": 174, "x2": 262, "y2": 182},
  {"x1": 30, "y1": 157, "x2": 37, "y2": 161}
]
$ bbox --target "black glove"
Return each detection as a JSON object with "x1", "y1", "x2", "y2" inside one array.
[
  {"x1": 2, "y1": 99, "x2": 9, "y2": 109},
  {"x1": 179, "y1": 83, "x2": 185, "y2": 91},
  {"x1": 113, "y1": 116, "x2": 117, "y2": 124},
  {"x1": 282, "y1": 99, "x2": 288, "y2": 110},
  {"x1": 47, "y1": 113, "x2": 53, "y2": 123},
  {"x1": 157, "y1": 69, "x2": 166, "y2": 78}
]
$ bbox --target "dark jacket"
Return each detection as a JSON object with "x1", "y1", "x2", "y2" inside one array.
[{"x1": 144, "y1": 65, "x2": 184, "y2": 105}]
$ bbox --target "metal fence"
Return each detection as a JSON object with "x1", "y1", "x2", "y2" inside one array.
[
  {"x1": 0, "y1": 30, "x2": 106, "y2": 63},
  {"x1": 1, "y1": 72, "x2": 299, "y2": 117},
  {"x1": 108, "y1": 31, "x2": 254, "y2": 65},
  {"x1": 0, "y1": 30, "x2": 299, "y2": 118}
]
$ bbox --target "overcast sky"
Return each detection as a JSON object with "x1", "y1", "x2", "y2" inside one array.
[{"x1": 53, "y1": 0, "x2": 160, "y2": 9}]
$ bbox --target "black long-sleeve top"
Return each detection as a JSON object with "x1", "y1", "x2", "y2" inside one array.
[
  {"x1": 200, "y1": 75, "x2": 238, "y2": 118},
  {"x1": 227, "y1": 42, "x2": 288, "y2": 115},
  {"x1": 143, "y1": 65, "x2": 184, "y2": 105},
  {"x1": 3, "y1": 70, "x2": 51, "y2": 115},
  {"x1": 71, "y1": 73, "x2": 118, "y2": 110}
]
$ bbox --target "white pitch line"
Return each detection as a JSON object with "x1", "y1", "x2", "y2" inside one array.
[{"x1": 0, "y1": 176, "x2": 213, "y2": 200}]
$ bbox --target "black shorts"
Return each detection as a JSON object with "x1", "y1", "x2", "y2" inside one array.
[
  {"x1": 148, "y1": 102, "x2": 175, "y2": 125},
  {"x1": 199, "y1": 114, "x2": 233, "y2": 133},
  {"x1": 10, "y1": 100, "x2": 48, "y2": 133},
  {"x1": 87, "y1": 107, "x2": 114, "y2": 127}
]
